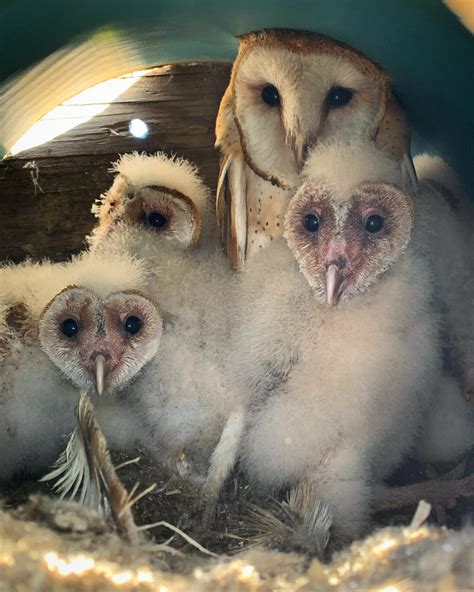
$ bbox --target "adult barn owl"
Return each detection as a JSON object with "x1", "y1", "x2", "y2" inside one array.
[{"x1": 216, "y1": 29, "x2": 413, "y2": 269}]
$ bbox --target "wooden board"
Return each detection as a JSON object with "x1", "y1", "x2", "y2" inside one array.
[{"x1": 0, "y1": 62, "x2": 231, "y2": 262}]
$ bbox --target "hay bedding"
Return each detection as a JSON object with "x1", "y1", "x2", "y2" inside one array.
[
  {"x1": 0, "y1": 394, "x2": 473, "y2": 589},
  {"x1": 1, "y1": 440, "x2": 473, "y2": 591},
  {"x1": 1, "y1": 491, "x2": 473, "y2": 591}
]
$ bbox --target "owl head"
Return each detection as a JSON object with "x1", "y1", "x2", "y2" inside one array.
[
  {"x1": 285, "y1": 141, "x2": 415, "y2": 304},
  {"x1": 90, "y1": 152, "x2": 210, "y2": 248},
  {"x1": 39, "y1": 286, "x2": 162, "y2": 395},
  {"x1": 223, "y1": 29, "x2": 411, "y2": 188}
]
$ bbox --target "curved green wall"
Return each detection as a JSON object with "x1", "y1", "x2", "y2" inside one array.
[{"x1": 1, "y1": 0, "x2": 473, "y2": 189}]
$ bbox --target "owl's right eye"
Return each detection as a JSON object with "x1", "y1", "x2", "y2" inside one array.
[
  {"x1": 124, "y1": 315, "x2": 142, "y2": 335},
  {"x1": 61, "y1": 318, "x2": 79, "y2": 338},
  {"x1": 303, "y1": 213, "x2": 320, "y2": 233},
  {"x1": 326, "y1": 86, "x2": 353, "y2": 108},
  {"x1": 261, "y1": 85, "x2": 280, "y2": 107},
  {"x1": 147, "y1": 212, "x2": 167, "y2": 228}
]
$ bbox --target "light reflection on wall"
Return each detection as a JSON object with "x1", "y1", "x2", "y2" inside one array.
[{"x1": 9, "y1": 70, "x2": 150, "y2": 156}]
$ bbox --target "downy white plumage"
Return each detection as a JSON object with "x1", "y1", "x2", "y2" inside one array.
[
  {"x1": 410, "y1": 154, "x2": 474, "y2": 463},
  {"x1": 0, "y1": 252, "x2": 158, "y2": 480},
  {"x1": 233, "y1": 141, "x2": 444, "y2": 541},
  {"x1": 89, "y1": 152, "x2": 245, "y2": 505}
]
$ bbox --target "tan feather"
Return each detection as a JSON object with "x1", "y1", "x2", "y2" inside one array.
[
  {"x1": 216, "y1": 153, "x2": 248, "y2": 270},
  {"x1": 41, "y1": 391, "x2": 151, "y2": 545},
  {"x1": 247, "y1": 481, "x2": 333, "y2": 557}
]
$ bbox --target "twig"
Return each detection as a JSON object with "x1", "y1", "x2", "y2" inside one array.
[{"x1": 137, "y1": 521, "x2": 220, "y2": 558}]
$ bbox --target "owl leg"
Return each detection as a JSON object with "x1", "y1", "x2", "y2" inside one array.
[{"x1": 201, "y1": 406, "x2": 245, "y2": 526}]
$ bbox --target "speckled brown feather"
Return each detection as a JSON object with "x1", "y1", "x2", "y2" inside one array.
[{"x1": 375, "y1": 92, "x2": 411, "y2": 160}]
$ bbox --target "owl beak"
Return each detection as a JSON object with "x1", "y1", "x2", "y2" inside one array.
[
  {"x1": 288, "y1": 132, "x2": 308, "y2": 171},
  {"x1": 326, "y1": 264, "x2": 344, "y2": 306},
  {"x1": 94, "y1": 354, "x2": 106, "y2": 396}
]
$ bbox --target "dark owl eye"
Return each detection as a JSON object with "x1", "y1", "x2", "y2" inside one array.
[
  {"x1": 124, "y1": 316, "x2": 142, "y2": 335},
  {"x1": 303, "y1": 213, "x2": 319, "y2": 233},
  {"x1": 365, "y1": 214, "x2": 384, "y2": 233},
  {"x1": 326, "y1": 86, "x2": 353, "y2": 108},
  {"x1": 61, "y1": 318, "x2": 79, "y2": 338},
  {"x1": 147, "y1": 212, "x2": 167, "y2": 228},
  {"x1": 261, "y1": 85, "x2": 280, "y2": 107}
]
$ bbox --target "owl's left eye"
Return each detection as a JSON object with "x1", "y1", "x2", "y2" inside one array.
[
  {"x1": 261, "y1": 85, "x2": 280, "y2": 107},
  {"x1": 365, "y1": 214, "x2": 384, "y2": 233},
  {"x1": 326, "y1": 86, "x2": 353, "y2": 108},
  {"x1": 147, "y1": 212, "x2": 167, "y2": 228},
  {"x1": 124, "y1": 315, "x2": 142, "y2": 335}
]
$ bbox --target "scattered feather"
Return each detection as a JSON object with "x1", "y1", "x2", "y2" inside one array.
[
  {"x1": 41, "y1": 391, "x2": 150, "y2": 544},
  {"x1": 247, "y1": 481, "x2": 333, "y2": 557}
]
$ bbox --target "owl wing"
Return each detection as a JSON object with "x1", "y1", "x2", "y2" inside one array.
[
  {"x1": 375, "y1": 92, "x2": 417, "y2": 191},
  {"x1": 216, "y1": 151, "x2": 248, "y2": 270},
  {"x1": 215, "y1": 85, "x2": 249, "y2": 270}
]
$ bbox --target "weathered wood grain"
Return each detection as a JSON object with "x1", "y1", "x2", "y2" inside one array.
[{"x1": 0, "y1": 62, "x2": 231, "y2": 262}]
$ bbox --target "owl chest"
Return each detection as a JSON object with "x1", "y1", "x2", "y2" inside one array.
[{"x1": 246, "y1": 182, "x2": 292, "y2": 256}]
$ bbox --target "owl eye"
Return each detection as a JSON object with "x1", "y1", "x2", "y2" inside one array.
[
  {"x1": 303, "y1": 213, "x2": 319, "y2": 233},
  {"x1": 365, "y1": 214, "x2": 384, "y2": 233},
  {"x1": 261, "y1": 85, "x2": 280, "y2": 107},
  {"x1": 326, "y1": 86, "x2": 353, "y2": 108},
  {"x1": 147, "y1": 212, "x2": 167, "y2": 228},
  {"x1": 124, "y1": 315, "x2": 142, "y2": 335},
  {"x1": 61, "y1": 318, "x2": 79, "y2": 338}
]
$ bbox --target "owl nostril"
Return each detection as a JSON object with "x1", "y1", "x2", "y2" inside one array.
[
  {"x1": 90, "y1": 351, "x2": 110, "y2": 362},
  {"x1": 325, "y1": 257, "x2": 347, "y2": 271}
]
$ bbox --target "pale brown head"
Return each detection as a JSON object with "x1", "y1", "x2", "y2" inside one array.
[
  {"x1": 285, "y1": 178, "x2": 415, "y2": 305},
  {"x1": 94, "y1": 181, "x2": 202, "y2": 248},
  {"x1": 90, "y1": 152, "x2": 210, "y2": 249},
  {"x1": 39, "y1": 287, "x2": 162, "y2": 395},
  {"x1": 226, "y1": 29, "x2": 408, "y2": 188}
]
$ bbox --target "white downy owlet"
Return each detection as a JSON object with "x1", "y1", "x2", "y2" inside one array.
[
  {"x1": 0, "y1": 253, "x2": 159, "y2": 481},
  {"x1": 89, "y1": 152, "x2": 245, "y2": 511},
  {"x1": 233, "y1": 141, "x2": 440, "y2": 541}
]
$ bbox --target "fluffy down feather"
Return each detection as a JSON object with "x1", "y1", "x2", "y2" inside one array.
[
  {"x1": 0, "y1": 252, "x2": 151, "y2": 481},
  {"x1": 410, "y1": 154, "x2": 474, "y2": 461},
  {"x1": 89, "y1": 152, "x2": 244, "y2": 507},
  {"x1": 232, "y1": 141, "x2": 442, "y2": 541},
  {"x1": 111, "y1": 151, "x2": 210, "y2": 216}
]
